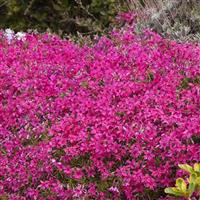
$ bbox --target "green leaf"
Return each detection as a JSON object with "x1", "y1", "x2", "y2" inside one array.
[
  {"x1": 164, "y1": 187, "x2": 184, "y2": 197},
  {"x1": 188, "y1": 173, "x2": 198, "y2": 183},
  {"x1": 195, "y1": 177, "x2": 200, "y2": 186},
  {"x1": 175, "y1": 178, "x2": 187, "y2": 193},
  {"x1": 179, "y1": 164, "x2": 194, "y2": 174},
  {"x1": 188, "y1": 182, "x2": 196, "y2": 196},
  {"x1": 194, "y1": 163, "x2": 200, "y2": 172},
  {"x1": 80, "y1": 81, "x2": 89, "y2": 88}
]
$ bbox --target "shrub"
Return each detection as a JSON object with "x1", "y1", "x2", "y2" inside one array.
[
  {"x1": 0, "y1": 0, "x2": 123, "y2": 36},
  {"x1": 0, "y1": 27, "x2": 199, "y2": 199},
  {"x1": 127, "y1": 0, "x2": 200, "y2": 42}
]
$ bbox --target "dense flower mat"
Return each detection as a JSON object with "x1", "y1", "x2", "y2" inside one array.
[{"x1": 0, "y1": 29, "x2": 199, "y2": 199}]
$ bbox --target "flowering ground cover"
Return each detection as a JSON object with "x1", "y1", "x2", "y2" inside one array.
[{"x1": 0, "y1": 28, "x2": 200, "y2": 199}]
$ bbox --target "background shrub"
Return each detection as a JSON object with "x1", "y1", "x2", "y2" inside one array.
[
  {"x1": 0, "y1": 0, "x2": 124, "y2": 36},
  {"x1": 128, "y1": 0, "x2": 200, "y2": 42},
  {"x1": 2, "y1": 0, "x2": 200, "y2": 42}
]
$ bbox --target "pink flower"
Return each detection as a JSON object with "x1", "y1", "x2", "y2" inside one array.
[{"x1": 0, "y1": 24, "x2": 199, "y2": 199}]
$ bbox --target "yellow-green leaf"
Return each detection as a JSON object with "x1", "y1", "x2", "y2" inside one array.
[
  {"x1": 195, "y1": 177, "x2": 200, "y2": 185},
  {"x1": 179, "y1": 164, "x2": 194, "y2": 174},
  {"x1": 194, "y1": 163, "x2": 200, "y2": 172},
  {"x1": 188, "y1": 173, "x2": 198, "y2": 183},
  {"x1": 164, "y1": 187, "x2": 184, "y2": 196},
  {"x1": 188, "y1": 182, "x2": 196, "y2": 196},
  {"x1": 175, "y1": 178, "x2": 187, "y2": 193}
]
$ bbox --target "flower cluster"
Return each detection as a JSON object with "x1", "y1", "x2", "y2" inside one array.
[
  {"x1": 4, "y1": 29, "x2": 26, "y2": 43},
  {"x1": 0, "y1": 28, "x2": 199, "y2": 199}
]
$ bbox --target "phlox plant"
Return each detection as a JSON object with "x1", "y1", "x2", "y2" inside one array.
[{"x1": 0, "y1": 26, "x2": 199, "y2": 200}]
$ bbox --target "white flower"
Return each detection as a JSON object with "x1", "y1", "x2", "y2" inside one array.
[
  {"x1": 5, "y1": 28, "x2": 14, "y2": 35},
  {"x1": 5, "y1": 28, "x2": 14, "y2": 43},
  {"x1": 16, "y1": 32, "x2": 26, "y2": 41},
  {"x1": 4, "y1": 29, "x2": 26, "y2": 43}
]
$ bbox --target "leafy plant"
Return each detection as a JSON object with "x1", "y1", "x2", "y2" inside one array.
[{"x1": 165, "y1": 163, "x2": 200, "y2": 200}]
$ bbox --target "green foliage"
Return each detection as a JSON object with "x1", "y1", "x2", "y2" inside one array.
[
  {"x1": 178, "y1": 75, "x2": 200, "y2": 90},
  {"x1": 0, "y1": 0, "x2": 124, "y2": 36},
  {"x1": 165, "y1": 163, "x2": 200, "y2": 200},
  {"x1": 2, "y1": 0, "x2": 200, "y2": 42},
  {"x1": 70, "y1": 153, "x2": 91, "y2": 167}
]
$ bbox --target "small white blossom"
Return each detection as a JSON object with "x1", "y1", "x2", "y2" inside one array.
[
  {"x1": 5, "y1": 28, "x2": 14, "y2": 43},
  {"x1": 16, "y1": 32, "x2": 26, "y2": 41},
  {"x1": 4, "y1": 29, "x2": 26, "y2": 43}
]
